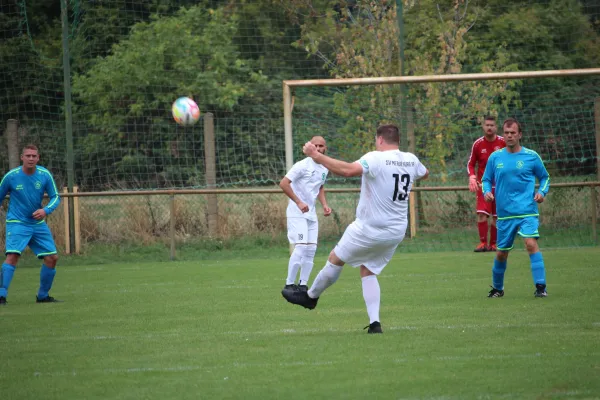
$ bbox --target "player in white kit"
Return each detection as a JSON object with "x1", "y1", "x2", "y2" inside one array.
[
  {"x1": 282, "y1": 125, "x2": 428, "y2": 333},
  {"x1": 279, "y1": 136, "x2": 331, "y2": 294}
]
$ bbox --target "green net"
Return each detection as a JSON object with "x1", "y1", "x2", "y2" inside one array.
[{"x1": 1, "y1": 0, "x2": 600, "y2": 251}]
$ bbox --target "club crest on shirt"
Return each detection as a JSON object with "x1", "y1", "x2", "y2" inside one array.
[
  {"x1": 35, "y1": 181, "x2": 42, "y2": 189},
  {"x1": 496, "y1": 163, "x2": 504, "y2": 169},
  {"x1": 481, "y1": 149, "x2": 487, "y2": 154},
  {"x1": 516, "y1": 161, "x2": 524, "y2": 169},
  {"x1": 494, "y1": 146, "x2": 501, "y2": 151}
]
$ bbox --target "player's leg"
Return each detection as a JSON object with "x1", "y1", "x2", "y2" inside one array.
[
  {"x1": 518, "y1": 217, "x2": 547, "y2": 297},
  {"x1": 284, "y1": 218, "x2": 308, "y2": 290},
  {"x1": 1, "y1": 223, "x2": 31, "y2": 304},
  {"x1": 488, "y1": 219, "x2": 518, "y2": 297},
  {"x1": 306, "y1": 249, "x2": 344, "y2": 300},
  {"x1": 475, "y1": 192, "x2": 490, "y2": 252},
  {"x1": 360, "y1": 266, "x2": 382, "y2": 334},
  {"x1": 1, "y1": 253, "x2": 20, "y2": 305},
  {"x1": 489, "y1": 216, "x2": 498, "y2": 251},
  {"x1": 298, "y1": 219, "x2": 318, "y2": 290},
  {"x1": 281, "y1": 248, "x2": 341, "y2": 309},
  {"x1": 29, "y1": 223, "x2": 60, "y2": 303}
]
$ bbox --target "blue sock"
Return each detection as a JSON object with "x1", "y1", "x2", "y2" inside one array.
[
  {"x1": 37, "y1": 264, "x2": 56, "y2": 299},
  {"x1": 492, "y1": 259, "x2": 507, "y2": 290},
  {"x1": 0, "y1": 263, "x2": 16, "y2": 298},
  {"x1": 529, "y1": 252, "x2": 546, "y2": 286}
]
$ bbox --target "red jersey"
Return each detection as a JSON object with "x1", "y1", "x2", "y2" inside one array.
[{"x1": 467, "y1": 136, "x2": 506, "y2": 183}]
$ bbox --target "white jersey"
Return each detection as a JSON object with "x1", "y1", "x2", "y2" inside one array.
[
  {"x1": 355, "y1": 150, "x2": 427, "y2": 238},
  {"x1": 285, "y1": 157, "x2": 329, "y2": 221}
]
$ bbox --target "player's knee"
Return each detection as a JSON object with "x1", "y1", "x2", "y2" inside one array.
[
  {"x1": 496, "y1": 251, "x2": 508, "y2": 262},
  {"x1": 524, "y1": 239, "x2": 538, "y2": 254},
  {"x1": 5, "y1": 253, "x2": 20, "y2": 266},
  {"x1": 44, "y1": 255, "x2": 58, "y2": 268},
  {"x1": 305, "y1": 243, "x2": 317, "y2": 258}
]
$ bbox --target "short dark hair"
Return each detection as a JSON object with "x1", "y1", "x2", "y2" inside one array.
[
  {"x1": 22, "y1": 144, "x2": 39, "y2": 154},
  {"x1": 484, "y1": 115, "x2": 496, "y2": 122},
  {"x1": 376, "y1": 124, "x2": 400, "y2": 145},
  {"x1": 502, "y1": 118, "x2": 522, "y2": 133}
]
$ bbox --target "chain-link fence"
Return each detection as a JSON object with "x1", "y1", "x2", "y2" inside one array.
[{"x1": 2, "y1": 0, "x2": 600, "y2": 254}]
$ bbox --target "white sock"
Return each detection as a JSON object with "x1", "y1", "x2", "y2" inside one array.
[
  {"x1": 286, "y1": 245, "x2": 304, "y2": 285},
  {"x1": 299, "y1": 244, "x2": 317, "y2": 285},
  {"x1": 308, "y1": 261, "x2": 343, "y2": 299},
  {"x1": 362, "y1": 275, "x2": 381, "y2": 324}
]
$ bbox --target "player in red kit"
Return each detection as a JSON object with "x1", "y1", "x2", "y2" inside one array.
[{"x1": 467, "y1": 116, "x2": 506, "y2": 252}]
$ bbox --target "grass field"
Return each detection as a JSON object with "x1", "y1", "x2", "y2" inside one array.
[{"x1": 1, "y1": 248, "x2": 599, "y2": 399}]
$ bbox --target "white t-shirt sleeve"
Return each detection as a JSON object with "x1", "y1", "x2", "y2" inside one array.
[
  {"x1": 285, "y1": 160, "x2": 304, "y2": 181},
  {"x1": 357, "y1": 152, "x2": 380, "y2": 178},
  {"x1": 415, "y1": 158, "x2": 428, "y2": 179}
]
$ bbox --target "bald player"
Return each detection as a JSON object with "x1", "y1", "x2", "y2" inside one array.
[{"x1": 279, "y1": 136, "x2": 332, "y2": 295}]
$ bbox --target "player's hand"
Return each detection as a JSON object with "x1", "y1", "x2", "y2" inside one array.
[
  {"x1": 534, "y1": 193, "x2": 545, "y2": 203},
  {"x1": 302, "y1": 141, "x2": 317, "y2": 158},
  {"x1": 296, "y1": 201, "x2": 309, "y2": 213},
  {"x1": 323, "y1": 206, "x2": 332, "y2": 217},
  {"x1": 468, "y1": 176, "x2": 479, "y2": 193},
  {"x1": 32, "y1": 208, "x2": 47, "y2": 220},
  {"x1": 484, "y1": 192, "x2": 494, "y2": 202}
]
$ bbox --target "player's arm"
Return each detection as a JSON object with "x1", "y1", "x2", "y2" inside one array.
[
  {"x1": 481, "y1": 154, "x2": 495, "y2": 201},
  {"x1": 533, "y1": 154, "x2": 550, "y2": 202},
  {"x1": 41, "y1": 172, "x2": 61, "y2": 217},
  {"x1": 279, "y1": 176, "x2": 308, "y2": 213},
  {"x1": 467, "y1": 141, "x2": 479, "y2": 192},
  {"x1": 302, "y1": 143, "x2": 362, "y2": 177},
  {"x1": 317, "y1": 185, "x2": 332, "y2": 216},
  {"x1": 0, "y1": 173, "x2": 9, "y2": 205}
]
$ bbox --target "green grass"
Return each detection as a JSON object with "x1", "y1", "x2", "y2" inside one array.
[{"x1": 1, "y1": 248, "x2": 600, "y2": 399}]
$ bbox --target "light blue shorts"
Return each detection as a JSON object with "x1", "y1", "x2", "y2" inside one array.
[
  {"x1": 496, "y1": 216, "x2": 539, "y2": 251},
  {"x1": 5, "y1": 221, "x2": 58, "y2": 258}
]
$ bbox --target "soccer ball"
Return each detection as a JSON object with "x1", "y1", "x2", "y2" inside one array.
[{"x1": 172, "y1": 97, "x2": 200, "y2": 126}]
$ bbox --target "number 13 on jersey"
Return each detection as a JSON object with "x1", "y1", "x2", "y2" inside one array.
[{"x1": 392, "y1": 174, "x2": 410, "y2": 201}]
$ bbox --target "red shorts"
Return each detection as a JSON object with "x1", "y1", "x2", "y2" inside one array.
[{"x1": 476, "y1": 190, "x2": 497, "y2": 216}]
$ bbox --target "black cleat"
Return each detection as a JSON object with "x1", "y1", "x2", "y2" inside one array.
[
  {"x1": 297, "y1": 285, "x2": 308, "y2": 292},
  {"x1": 487, "y1": 286, "x2": 504, "y2": 298},
  {"x1": 534, "y1": 284, "x2": 547, "y2": 298},
  {"x1": 281, "y1": 287, "x2": 318, "y2": 310},
  {"x1": 283, "y1": 284, "x2": 298, "y2": 291},
  {"x1": 364, "y1": 321, "x2": 383, "y2": 334},
  {"x1": 36, "y1": 295, "x2": 62, "y2": 303},
  {"x1": 0, "y1": 296, "x2": 6, "y2": 305}
]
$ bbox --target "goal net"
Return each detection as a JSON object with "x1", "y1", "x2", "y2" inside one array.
[{"x1": 285, "y1": 70, "x2": 600, "y2": 251}]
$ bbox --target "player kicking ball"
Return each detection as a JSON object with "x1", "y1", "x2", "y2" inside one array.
[
  {"x1": 281, "y1": 125, "x2": 428, "y2": 333},
  {"x1": 482, "y1": 118, "x2": 550, "y2": 298}
]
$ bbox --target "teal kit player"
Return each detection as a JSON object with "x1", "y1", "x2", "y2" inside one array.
[
  {"x1": 481, "y1": 118, "x2": 550, "y2": 298},
  {"x1": 0, "y1": 145, "x2": 61, "y2": 305}
]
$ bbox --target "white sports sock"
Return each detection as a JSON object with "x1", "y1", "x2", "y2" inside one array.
[
  {"x1": 308, "y1": 261, "x2": 343, "y2": 298},
  {"x1": 362, "y1": 275, "x2": 380, "y2": 324},
  {"x1": 286, "y1": 245, "x2": 304, "y2": 285},
  {"x1": 299, "y1": 244, "x2": 317, "y2": 285}
]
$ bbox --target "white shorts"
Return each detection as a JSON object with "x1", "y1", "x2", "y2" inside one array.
[
  {"x1": 287, "y1": 217, "x2": 319, "y2": 244},
  {"x1": 334, "y1": 221, "x2": 405, "y2": 275}
]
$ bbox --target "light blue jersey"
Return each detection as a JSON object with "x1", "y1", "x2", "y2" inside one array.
[
  {"x1": 482, "y1": 147, "x2": 550, "y2": 220},
  {"x1": 0, "y1": 166, "x2": 61, "y2": 224}
]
